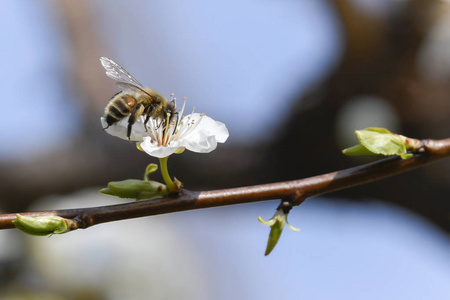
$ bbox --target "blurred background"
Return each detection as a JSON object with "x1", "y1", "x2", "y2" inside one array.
[{"x1": 0, "y1": 0, "x2": 449, "y2": 299}]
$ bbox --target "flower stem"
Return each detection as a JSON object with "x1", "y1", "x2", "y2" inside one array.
[{"x1": 159, "y1": 156, "x2": 177, "y2": 192}]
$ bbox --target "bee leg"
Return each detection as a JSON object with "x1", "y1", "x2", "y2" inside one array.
[
  {"x1": 154, "y1": 113, "x2": 165, "y2": 130},
  {"x1": 143, "y1": 115, "x2": 151, "y2": 132},
  {"x1": 170, "y1": 112, "x2": 179, "y2": 134},
  {"x1": 155, "y1": 119, "x2": 164, "y2": 130},
  {"x1": 127, "y1": 104, "x2": 145, "y2": 141},
  {"x1": 142, "y1": 105, "x2": 154, "y2": 132}
]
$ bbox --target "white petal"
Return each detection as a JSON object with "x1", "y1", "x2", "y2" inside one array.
[
  {"x1": 140, "y1": 137, "x2": 180, "y2": 158},
  {"x1": 203, "y1": 119, "x2": 229, "y2": 143},
  {"x1": 183, "y1": 133, "x2": 218, "y2": 153},
  {"x1": 180, "y1": 114, "x2": 229, "y2": 153},
  {"x1": 100, "y1": 117, "x2": 146, "y2": 142}
]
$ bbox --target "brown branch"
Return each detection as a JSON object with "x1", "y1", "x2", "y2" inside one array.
[{"x1": 0, "y1": 138, "x2": 449, "y2": 231}]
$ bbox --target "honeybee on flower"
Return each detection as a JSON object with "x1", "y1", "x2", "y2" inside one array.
[{"x1": 99, "y1": 57, "x2": 229, "y2": 158}]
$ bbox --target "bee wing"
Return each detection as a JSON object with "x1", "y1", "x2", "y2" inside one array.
[
  {"x1": 100, "y1": 57, "x2": 145, "y2": 90},
  {"x1": 116, "y1": 82, "x2": 148, "y2": 94}
]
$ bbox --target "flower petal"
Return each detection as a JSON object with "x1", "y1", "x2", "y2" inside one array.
[
  {"x1": 185, "y1": 114, "x2": 229, "y2": 142},
  {"x1": 180, "y1": 114, "x2": 229, "y2": 153},
  {"x1": 140, "y1": 137, "x2": 181, "y2": 158},
  {"x1": 100, "y1": 117, "x2": 146, "y2": 142},
  {"x1": 183, "y1": 133, "x2": 218, "y2": 153}
]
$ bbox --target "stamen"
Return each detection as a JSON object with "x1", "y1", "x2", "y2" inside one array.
[
  {"x1": 138, "y1": 96, "x2": 202, "y2": 148},
  {"x1": 162, "y1": 113, "x2": 172, "y2": 146},
  {"x1": 176, "y1": 113, "x2": 204, "y2": 139},
  {"x1": 178, "y1": 99, "x2": 187, "y2": 117},
  {"x1": 148, "y1": 118, "x2": 162, "y2": 146}
]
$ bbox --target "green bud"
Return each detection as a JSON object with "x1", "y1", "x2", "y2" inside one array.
[
  {"x1": 343, "y1": 127, "x2": 413, "y2": 159},
  {"x1": 100, "y1": 179, "x2": 167, "y2": 200},
  {"x1": 13, "y1": 214, "x2": 69, "y2": 236},
  {"x1": 259, "y1": 210, "x2": 300, "y2": 256},
  {"x1": 263, "y1": 214, "x2": 285, "y2": 256}
]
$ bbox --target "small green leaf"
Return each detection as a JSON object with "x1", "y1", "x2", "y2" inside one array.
[
  {"x1": 144, "y1": 163, "x2": 158, "y2": 181},
  {"x1": 356, "y1": 128, "x2": 407, "y2": 156},
  {"x1": 13, "y1": 214, "x2": 69, "y2": 236},
  {"x1": 100, "y1": 179, "x2": 167, "y2": 200},
  {"x1": 286, "y1": 222, "x2": 301, "y2": 232},
  {"x1": 343, "y1": 127, "x2": 413, "y2": 159},
  {"x1": 258, "y1": 216, "x2": 276, "y2": 226},
  {"x1": 342, "y1": 144, "x2": 378, "y2": 156}
]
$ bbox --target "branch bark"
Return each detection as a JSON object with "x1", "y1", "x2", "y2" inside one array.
[{"x1": 0, "y1": 138, "x2": 449, "y2": 231}]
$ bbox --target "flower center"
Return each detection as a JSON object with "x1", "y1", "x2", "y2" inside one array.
[{"x1": 144, "y1": 98, "x2": 204, "y2": 147}]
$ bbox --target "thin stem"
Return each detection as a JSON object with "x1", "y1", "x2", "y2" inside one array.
[{"x1": 159, "y1": 156, "x2": 177, "y2": 192}]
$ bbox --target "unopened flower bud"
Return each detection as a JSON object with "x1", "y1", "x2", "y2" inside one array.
[
  {"x1": 259, "y1": 207, "x2": 299, "y2": 256},
  {"x1": 100, "y1": 179, "x2": 167, "y2": 200},
  {"x1": 13, "y1": 214, "x2": 70, "y2": 236}
]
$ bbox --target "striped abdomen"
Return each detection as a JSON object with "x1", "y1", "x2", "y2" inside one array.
[{"x1": 104, "y1": 92, "x2": 137, "y2": 126}]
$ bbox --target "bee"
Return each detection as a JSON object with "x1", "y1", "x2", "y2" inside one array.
[{"x1": 100, "y1": 57, "x2": 177, "y2": 141}]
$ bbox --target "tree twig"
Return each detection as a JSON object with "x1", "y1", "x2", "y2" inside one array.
[{"x1": 0, "y1": 138, "x2": 449, "y2": 231}]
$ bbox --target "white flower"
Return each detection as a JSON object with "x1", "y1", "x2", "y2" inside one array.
[
  {"x1": 100, "y1": 117, "x2": 148, "y2": 142},
  {"x1": 100, "y1": 101, "x2": 229, "y2": 158}
]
